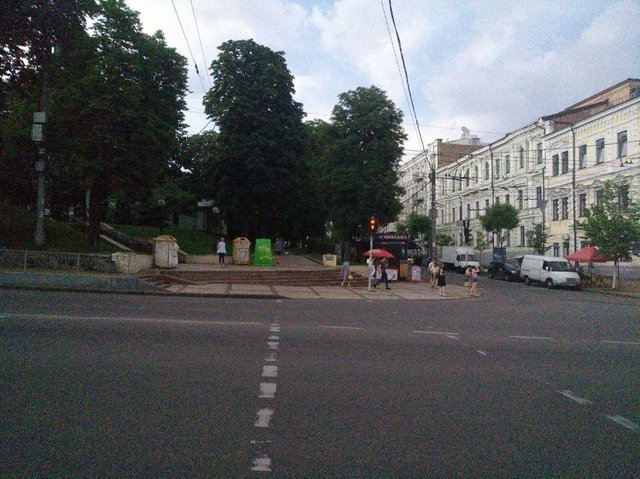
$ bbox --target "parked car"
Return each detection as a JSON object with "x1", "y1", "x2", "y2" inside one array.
[{"x1": 487, "y1": 261, "x2": 520, "y2": 282}]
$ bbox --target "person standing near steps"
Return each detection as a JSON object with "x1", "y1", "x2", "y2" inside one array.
[
  {"x1": 216, "y1": 237, "x2": 226, "y2": 266},
  {"x1": 437, "y1": 262, "x2": 447, "y2": 296}
]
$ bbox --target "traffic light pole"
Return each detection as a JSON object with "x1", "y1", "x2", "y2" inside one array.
[{"x1": 367, "y1": 232, "x2": 373, "y2": 292}]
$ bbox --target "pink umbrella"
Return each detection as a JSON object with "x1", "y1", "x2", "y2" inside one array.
[
  {"x1": 363, "y1": 249, "x2": 395, "y2": 258},
  {"x1": 565, "y1": 246, "x2": 609, "y2": 263}
]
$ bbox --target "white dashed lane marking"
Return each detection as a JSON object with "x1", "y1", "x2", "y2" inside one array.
[
  {"x1": 259, "y1": 383, "x2": 277, "y2": 399},
  {"x1": 601, "y1": 340, "x2": 640, "y2": 346},
  {"x1": 251, "y1": 455, "x2": 272, "y2": 472},
  {"x1": 508, "y1": 335, "x2": 554, "y2": 341},
  {"x1": 318, "y1": 325, "x2": 365, "y2": 330},
  {"x1": 605, "y1": 414, "x2": 640, "y2": 433},
  {"x1": 413, "y1": 330, "x2": 460, "y2": 336},
  {"x1": 557, "y1": 390, "x2": 593, "y2": 405},
  {"x1": 262, "y1": 365, "x2": 278, "y2": 378},
  {"x1": 476, "y1": 350, "x2": 488, "y2": 356}
]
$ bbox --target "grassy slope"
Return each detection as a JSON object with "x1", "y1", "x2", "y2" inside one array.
[
  {"x1": 0, "y1": 201, "x2": 121, "y2": 253},
  {"x1": 114, "y1": 224, "x2": 216, "y2": 255}
]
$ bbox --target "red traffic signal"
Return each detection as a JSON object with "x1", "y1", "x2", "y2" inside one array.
[{"x1": 369, "y1": 216, "x2": 377, "y2": 232}]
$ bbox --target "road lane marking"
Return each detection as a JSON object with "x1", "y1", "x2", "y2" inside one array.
[
  {"x1": 318, "y1": 325, "x2": 365, "y2": 330},
  {"x1": 3, "y1": 313, "x2": 262, "y2": 327},
  {"x1": 267, "y1": 341, "x2": 279, "y2": 350},
  {"x1": 605, "y1": 414, "x2": 639, "y2": 433},
  {"x1": 413, "y1": 330, "x2": 460, "y2": 336},
  {"x1": 259, "y1": 383, "x2": 277, "y2": 399},
  {"x1": 269, "y1": 326, "x2": 280, "y2": 333},
  {"x1": 601, "y1": 340, "x2": 640, "y2": 346},
  {"x1": 262, "y1": 365, "x2": 278, "y2": 378},
  {"x1": 268, "y1": 335, "x2": 280, "y2": 340},
  {"x1": 446, "y1": 335, "x2": 459, "y2": 340},
  {"x1": 508, "y1": 335, "x2": 554, "y2": 341},
  {"x1": 251, "y1": 455, "x2": 272, "y2": 472},
  {"x1": 254, "y1": 408, "x2": 274, "y2": 428},
  {"x1": 265, "y1": 353, "x2": 278, "y2": 362},
  {"x1": 557, "y1": 390, "x2": 593, "y2": 405},
  {"x1": 476, "y1": 350, "x2": 488, "y2": 356}
]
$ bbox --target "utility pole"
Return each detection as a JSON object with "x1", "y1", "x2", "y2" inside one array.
[
  {"x1": 33, "y1": 50, "x2": 50, "y2": 247},
  {"x1": 429, "y1": 164, "x2": 437, "y2": 259}
]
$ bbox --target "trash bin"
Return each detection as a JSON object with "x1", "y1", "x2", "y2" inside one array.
[
  {"x1": 233, "y1": 237, "x2": 251, "y2": 265},
  {"x1": 153, "y1": 235, "x2": 179, "y2": 268},
  {"x1": 253, "y1": 238, "x2": 274, "y2": 266}
]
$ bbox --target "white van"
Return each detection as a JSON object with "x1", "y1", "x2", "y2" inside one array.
[{"x1": 520, "y1": 255, "x2": 581, "y2": 289}]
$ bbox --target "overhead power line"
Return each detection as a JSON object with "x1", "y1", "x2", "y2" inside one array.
[
  {"x1": 190, "y1": 0, "x2": 212, "y2": 88},
  {"x1": 170, "y1": 0, "x2": 207, "y2": 95}
]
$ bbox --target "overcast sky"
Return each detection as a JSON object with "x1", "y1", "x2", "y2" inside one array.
[{"x1": 126, "y1": 0, "x2": 640, "y2": 161}]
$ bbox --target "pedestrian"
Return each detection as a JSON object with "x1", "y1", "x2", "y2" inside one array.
[
  {"x1": 368, "y1": 258, "x2": 376, "y2": 289},
  {"x1": 216, "y1": 237, "x2": 226, "y2": 265},
  {"x1": 274, "y1": 238, "x2": 285, "y2": 265},
  {"x1": 341, "y1": 260, "x2": 351, "y2": 287},
  {"x1": 374, "y1": 259, "x2": 382, "y2": 288},
  {"x1": 469, "y1": 265, "x2": 480, "y2": 297},
  {"x1": 428, "y1": 258, "x2": 438, "y2": 288},
  {"x1": 437, "y1": 262, "x2": 447, "y2": 297},
  {"x1": 380, "y1": 258, "x2": 390, "y2": 290}
]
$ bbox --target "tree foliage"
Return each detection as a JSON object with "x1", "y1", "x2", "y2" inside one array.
[
  {"x1": 530, "y1": 223, "x2": 550, "y2": 255},
  {"x1": 314, "y1": 86, "x2": 406, "y2": 242},
  {"x1": 479, "y1": 202, "x2": 520, "y2": 247},
  {"x1": 474, "y1": 229, "x2": 489, "y2": 251},
  {"x1": 580, "y1": 181, "x2": 640, "y2": 288},
  {"x1": 406, "y1": 213, "x2": 432, "y2": 242},
  {"x1": 203, "y1": 39, "x2": 312, "y2": 241},
  {"x1": 1, "y1": 0, "x2": 189, "y2": 245}
]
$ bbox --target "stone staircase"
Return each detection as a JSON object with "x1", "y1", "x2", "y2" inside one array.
[{"x1": 138, "y1": 268, "x2": 369, "y2": 288}]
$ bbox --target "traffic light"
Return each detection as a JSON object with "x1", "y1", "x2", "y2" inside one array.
[
  {"x1": 369, "y1": 216, "x2": 377, "y2": 232},
  {"x1": 464, "y1": 226, "x2": 472, "y2": 245}
]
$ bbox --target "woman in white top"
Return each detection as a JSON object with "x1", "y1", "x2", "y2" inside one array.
[{"x1": 216, "y1": 237, "x2": 226, "y2": 265}]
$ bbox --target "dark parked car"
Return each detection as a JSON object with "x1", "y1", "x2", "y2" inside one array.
[{"x1": 487, "y1": 261, "x2": 520, "y2": 281}]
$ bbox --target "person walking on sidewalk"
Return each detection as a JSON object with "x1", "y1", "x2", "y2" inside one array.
[
  {"x1": 437, "y1": 262, "x2": 447, "y2": 296},
  {"x1": 368, "y1": 259, "x2": 377, "y2": 290},
  {"x1": 274, "y1": 238, "x2": 285, "y2": 265},
  {"x1": 380, "y1": 258, "x2": 390, "y2": 290},
  {"x1": 340, "y1": 260, "x2": 351, "y2": 287},
  {"x1": 216, "y1": 237, "x2": 226, "y2": 265},
  {"x1": 469, "y1": 265, "x2": 480, "y2": 297},
  {"x1": 428, "y1": 258, "x2": 438, "y2": 288}
]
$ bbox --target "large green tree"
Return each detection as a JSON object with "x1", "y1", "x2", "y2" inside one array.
[
  {"x1": 203, "y1": 39, "x2": 309, "y2": 240},
  {"x1": 530, "y1": 223, "x2": 550, "y2": 255},
  {"x1": 580, "y1": 181, "x2": 640, "y2": 289},
  {"x1": 406, "y1": 213, "x2": 432, "y2": 243},
  {"x1": 318, "y1": 86, "x2": 406, "y2": 254},
  {"x1": 479, "y1": 202, "x2": 520, "y2": 247}
]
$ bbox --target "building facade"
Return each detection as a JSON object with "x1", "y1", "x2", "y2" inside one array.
[{"x1": 399, "y1": 79, "x2": 640, "y2": 258}]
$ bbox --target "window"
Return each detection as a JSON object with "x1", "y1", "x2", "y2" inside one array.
[
  {"x1": 440, "y1": 210, "x2": 444, "y2": 225},
  {"x1": 505, "y1": 230, "x2": 511, "y2": 247},
  {"x1": 552, "y1": 199, "x2": 559, "y2": 220},
  {"x1": 619, "y1": 186, "x2": 629, "y2": 209},
  {"x1": 561, "y1": 197, "x2": 569, "y2": 219},
  {"x1": 452, "y1": 208, "x2": 456, "y2": 223},
  {"x1": 617, "y1": 130, "x2": 628, "y2": 158},
  {"x1": 596, "y1": 189, "x2": 603, "y2": 206},
  {"x1": 505, "y1": 155, "x2": 510, "y2": 174},
  {"x1": 474, "y1": 166, "x2": 478, "y2": 184},
  {"x1": 519, "y1": 147, "x2": 524, "y2": 169},
  {"x1": 596, "y1": 138, "x2": 605, "y2": 163},
  {"x1": 553, "y1": 243, "x2": 560, "y2": 257},
  {"x1": 561, "y1": 151, "x2": 569, "y2": 174},
  {"x1": 552, "y1": 154, "x2": 559, "y2": 176},
  {"x1": 537, "y1": 143, "x2": 543, "y2": 164},
  {"x1": 578, "y1": 144, "x2": 587, "y2": 169},
  {"x1": 495, "y1": 159, "x2": 500, "y2": 178},
  {"x1": 495, "y1": 196, "x2": 500, "y2": 204},
  {"x1": 579, "y1": 193, "x2": 587, "y2": 217},
  {"x1": 466, "y1": 203, "x2": 471, "y2": 220},
  {"x1": 518, "y1": 190, "x2": 523, "y2": 210},
  {"x1": 505, "y1": 194, "x2": 510, "y2": 205},
  {"x1": 475, "y1": 201, "x2": 479, "y2": 218},
  {"x1": 465, "y1": 170, "x2": 469, "y2": 187},
  {"x1": 536, "y1": 186, "x2": 542, "y2": 204},
  {"x1": 485, "y1": 199, "x2": 490, "y2": 212},
  {"x1": 520, "y1": 226, "x2": 525, "y2": 246},
  {"x1": 484, "y1": 162, "x2": 490, "y2": 180},
  {"x1": 563, "y1": 242, "x2": 570, "y2": 256}
]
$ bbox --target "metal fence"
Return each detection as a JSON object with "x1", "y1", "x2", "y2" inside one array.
[{"x1": 0, "y1": 249, "x2": 115, "y2": 273}]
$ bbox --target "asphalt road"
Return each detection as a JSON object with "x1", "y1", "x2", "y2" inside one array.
[{"x1": 1, "y1": 280, "x2": 638, "y2": 477}]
